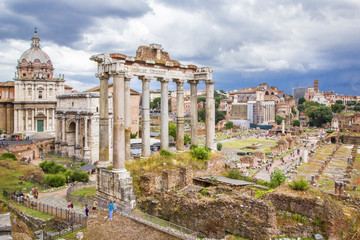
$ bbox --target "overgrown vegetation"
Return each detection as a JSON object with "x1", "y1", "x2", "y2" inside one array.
[
  {"x1": 217, "y1": 142, "x2": 223, "y2": 151},
  {"x1": 39, "y1": 161, "x2": 67, "y2": 174},
  {"x1": 159, "y1": 149, "x2": 174, "y2": 157},
  {"x1": 254, "y1": 189, "x2": 274, "y2": 198},
  {"x1": 71, "y1": 186, "x2": 97, "y2": 199},
  {"x1": 289, "y1": 178, "x2": 309, "y2": 191},
  {"x1": 0, "y1": 153, "x2": 17, "y2": 161},
  {"x1": 190, "y1": 145, "x2": 210, "y2": 161},
  {"x1": 270, "y1": 170, "x2": 286, "y2": 188},
  {"x1": 226, "y1": 169, "x2": 270, "y2": 187},
  {"x1": 43, "y1": 174, "x2": 66, "y2": 187}
]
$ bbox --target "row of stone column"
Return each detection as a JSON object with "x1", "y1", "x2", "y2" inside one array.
[{"x1": 97, "y1": 72, "x2": 215, "y2": 172}]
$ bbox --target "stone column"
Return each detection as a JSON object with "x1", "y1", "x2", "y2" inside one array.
[
  {"x1": 158, "y1": 78, "x2": 169, "y2": 150},
  {"x1": 98, "y1": 74, "x2": 110, "y2": 167},
  {"x1": 32, "y1": 109, "x2": 35, "y2": 131},
  {"x1": 83, "y1": 116, "x2": 91, "y2": 163},
  {"x1": 14, "y1": 109, "x2": 17, "y2": 132},
  {"x1": 174, "y1": 79, "x2": 185, "y2": 151},
  {"x1": 112, "y1": 72, "x2": 126, "y2": 171},
  {"x1": 75, "y1": 115, "x2": 80, "y2": 147},
  {"x1": 124, "y1": 75, "x2": 131, "y2": 161},
  {"x1": 18, "y1": 110, "x2": 22, "y2": 131},
  {"x1": 205, "y1": 80, "x2": 215, "y2": 149},
  {"x1": 61, "y1": 114, "x2": 66, "y2": 143},
  {"x1": 281, "y1": 119, "x2": 285, "y2": 134},
  {"x1": 25, "y1": 109, "x2": 28, "y2": 131},
  {"x1": 189, "y1": 80, "x2": 199, "y2": 146},
  {"x1": 52, "y1": 109, "x2": 55, "y2": 130},
  {"x1": 140, "y1": 76, "x2": 151, "y2": 157}
]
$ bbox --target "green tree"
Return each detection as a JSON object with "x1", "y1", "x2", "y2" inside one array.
[
  {"x1": 354, "y1": 103, "x2": 360, "y2": 112},
  {"x1": 275, "y1": 115, "x2": 285, "y2": 125},
  {"x1": 331, "y1": 103, "x2": 345, "y2": 113},
  {"x1": 215, "y1": 110, "x2": 226, "y2": 124},
  {"x1": 297, "y1": 104, "x2": 306, "y2": 112},
  {"x1": 270, "y1": 170, "x2": 286, "y2": 188},
  {"x1": 197, "y1": 97, "x2": 206, "y2": 103},
  {"x1": 293, "y1": 119, "x2": 300, "y2": 127},
  {"x1": 335, "y1": 100, "x2": 343, "y2": 104},
  {"x1": 217, "y1": 142, "x2": 223, "y2": 151},
  {"x1": 347, "y1": 101, "x2": 356, "y2": 106},
  {"x1": 305, "y1": 101, "x2": 321, "y2": 109},
  {"x1": 291, "y1": 106, "x2": 297, "y2": 115},
  {"x1": 169, "y1": 122, "x2": 177, "y2": 140},
  {"x1": 298, "y1": 97, "x2": 306, "y2": 105},
  {"x1": 225, "y1": 121, "x2": 234, "y2": 129},
  {"x1": 307, "y1": 105, "x2": 333, "y2": 127},
  {"x1": 150, "y1": 97, "x2": 161, "y2": 109},
  {"x1": 198, "y1": 108, "x2": 206, "y2": 122}
]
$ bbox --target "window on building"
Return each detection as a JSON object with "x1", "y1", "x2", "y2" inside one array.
[
  {"x1": 96, "y1": 107, "x2": 99, "y2": 112},
  {"x1": 23, "y1": 73, "x2": 26, "y2": 77},
  {"x1": 28, "y1": 88, "x2": 31, "y2": 96},
  {"x1": 72, "y1": 102, "x2": 74, "y2": 107},
  {"x1": 38, "y1": 91, "x2": 43, "y2": 99}
]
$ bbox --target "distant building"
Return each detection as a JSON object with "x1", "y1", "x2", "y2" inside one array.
[
  {"x1": 292, "y1": 87, "x2": 308, "y2": 103},
  {"x1": 0, "y1": 81, "x2": 14, "y2": 133},
  {"x1": 13, "y1": 30, "x2": 72, "y2": 136}
]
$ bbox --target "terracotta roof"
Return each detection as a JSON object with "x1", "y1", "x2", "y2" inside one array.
[
  {"x1": 64, "y1": 85, "x2": 73, "y2": 89},
  {"x1": 0, "y1": 81, "x2": 14, "y2": 87}
]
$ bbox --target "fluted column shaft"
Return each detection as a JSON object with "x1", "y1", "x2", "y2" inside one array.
[
  {"x1": 189, "y1": 80, "x2": 199, "y2": 146},
  {"x1": 175, "y1": 80, "x2": 184, "y2": 151},
  {"x1": 141, "y1": 77, "x2": 151, "y2": 157},
  {"x1": 98, "y1": 75, "x2": 110, "y2": 167},
  {"x1": 61, "y1": 114, "x2": 66, "y2": 142},
  {"x1": 75, "y1": 115, "x2": 80, "y2": 147},
  {"x1": 158, "y1": 78, "x2": 169, "y2": 150},
  {"x1": 112, "y1": 72, "x2": 126, "y2": 171},
  {"x1": 124, "y1": 76, "x2": 131, "y2": 161},
  {"x1": 205, "y1": 80, "x2": 215, "y2": 149}
]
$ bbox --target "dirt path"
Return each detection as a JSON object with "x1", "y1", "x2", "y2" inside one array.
[{"x1": 81, "y1": 211, "x2": 180, "y2": 240}]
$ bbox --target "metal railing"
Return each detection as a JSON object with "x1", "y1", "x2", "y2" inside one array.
[{"x1": 3, "y1": 189, "x2": 87, "y2": 227}]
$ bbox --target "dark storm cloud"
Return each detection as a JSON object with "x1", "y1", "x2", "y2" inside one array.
[{"x1": 0, "y1": 0, "x2": 151, "y2": 46}]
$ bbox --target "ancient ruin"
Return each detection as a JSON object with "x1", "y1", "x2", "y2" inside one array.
[{"x1": 90, "y1": 44, "x2": 215, "y2": 210}]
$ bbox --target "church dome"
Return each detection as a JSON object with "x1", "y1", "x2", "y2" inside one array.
[{"x1": 19, "y1": 30, "x2": 51, "y2": 63}]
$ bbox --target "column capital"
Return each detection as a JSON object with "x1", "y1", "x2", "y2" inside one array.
[
  {"x1": 204, "y1": 79, "x2": 215, "y2": 85},
  {"x1": 75, "y1": 115, "x2": 81, "y2": 121},
  {"x1": 62, "y1": 114, "x2": 66, "y2": 119},
  {"x1": 110, "y1": 71, "x2": 126, "y2": 78},
  {"x1": 124, "y1": 74, "x2": 132, "y2": 81},
  {"x1": 173, "y1": 79, "x2": 185, "y2": 85},
  {"x1": 96, "y1": 73, "x2": 110, "y2": 80},
  {"x1": 138, "y1": 75, "x2": 153, "y2": 82},
  {"x1": 157, "y1": 77, "x2": 170, "y2": 83},
  {"x1": 188, "y1": 79, "x2": 199, "y2": 85}
]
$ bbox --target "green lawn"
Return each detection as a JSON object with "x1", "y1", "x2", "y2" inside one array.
[
  {"x1": 71, "y1": 186, "x2": 97, "y2": 199},
  {"x1": 222, "y1": 138, "x2": 277, "y2": 153},
  {"x1": 10, "y1": 201, "x2": 54, "y2": 220}
]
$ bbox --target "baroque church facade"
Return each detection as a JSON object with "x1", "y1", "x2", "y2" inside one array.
[{"x1": 13, "y1": 31, "x2": 72, "y2": 136}]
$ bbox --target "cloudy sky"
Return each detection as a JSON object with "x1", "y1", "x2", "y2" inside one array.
[{"x1": 1, "y1": 0, "x2": 360, "y2": 95}]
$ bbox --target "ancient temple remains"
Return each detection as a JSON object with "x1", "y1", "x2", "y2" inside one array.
[{"x1": 90, "y1": 44, "x2": 215, "y2": 211}]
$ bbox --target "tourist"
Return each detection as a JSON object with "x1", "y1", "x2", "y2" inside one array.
[
  {"x1": 28, "y1": 157, "x2": 31, "y2": 164},
  {"x1": 108, "y1": 201, "x2": 114, "y2": 220},
  {"x1": 83, "y1": 177, "x2": 87, "y2": 184},
  {"x1": 68, "y1": 201, "x2": 72, "y2": 212},
  {"x1": 92, "y1": 199, "x2": 98, "y2": 211},
  {"x1": 33, "y1": 188, "x2": 38, "y2": 200},
  {"x1": 66, "y1": 176, "x2": 70, "y2": 183},
  {"x1": 85, "y1": 204, "x2": 89, "y2": 217}
]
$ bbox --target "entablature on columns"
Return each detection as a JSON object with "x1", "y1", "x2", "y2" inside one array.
[{"x1": 90, "y1": 45, "x2": 213, "y2": 82}]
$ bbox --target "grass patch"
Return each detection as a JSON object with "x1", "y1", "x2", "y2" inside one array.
[
  {"x1": 0, "y1": 159, "x2": 46, "y2": 199},
  {"x1": 10, "y1": 201, "x2": 54, "y2": 220},
  {"x1": 71, "y1": 187, "x2": 97, "y2": 199},
  {"x1": 254, "y1": 189, "x2": 274, "y2": 198},
  {"x1": 222, "y1": 138, "x2": 277, "y2": 153}
]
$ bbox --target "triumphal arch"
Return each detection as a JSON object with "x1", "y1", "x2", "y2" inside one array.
[{"x1": 91, "y1": 44, "x2": 215, "y2": 211}]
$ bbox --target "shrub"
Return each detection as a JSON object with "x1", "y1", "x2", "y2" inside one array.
[
  {"x1": 292, "y1": 119, "x2": 300, "y2": 127},
  {"x1": 130, "y1": 132, "x2": 138, "y2": 139},
  {"x1": 184, "y1": 134, "x2": 191, "y2": 145},
  {"x1": 80, "y1": 162, "x2": 86, "y2": 166},
  {"x1": 217, "y1": 142, "x2": 223, "y2": 151},
  {"x1": 289, "y1": 178, "x2": 309, "y2": 191},
  {"x1": 69, "y1": 170, "x2": 89, "y2": 182},
  {"x1": 227, "y1": 169, "x2": 242, "y2": 179},
  {"x1": 190, "y1": 146, "x2": 210, "y2": 161},
  {"x1": 160, "y1": 149, "x2": 174, "y2": 157},
  {"x1": 225, "y1": 121, "x2": 234, "y2": 129},
  {"x1": 39, "y1": 161, "x2": 66, "y2": 174},
  {"x1": 0, "y1": 153, "x2": 17, "y2": 161},
  {"x1": 270, "y1": 169, "x2": 286, "y2": 188},
  {"x1": 43, "y1": 174, "x2": 66, "y2": 187},
  {"x1": 254, "y1": 189, "x2": 274, "y2": 198}
]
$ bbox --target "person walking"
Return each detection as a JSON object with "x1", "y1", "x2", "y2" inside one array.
[
  {"x1": 33, "y1": 188, "x2": 38, "y2": 200},
  {"x1": 92, "y1": 199, "x2": 98, "y2": 211},
  {"x1": 85, "y1": 204, "x2": 89, "y2": 217},
  {"x1": 108, "y1": 201, "x2": 114, "y2": 221},
  {"x1": 68, "y1": 201, "x2": 72, "y2": 212}
]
